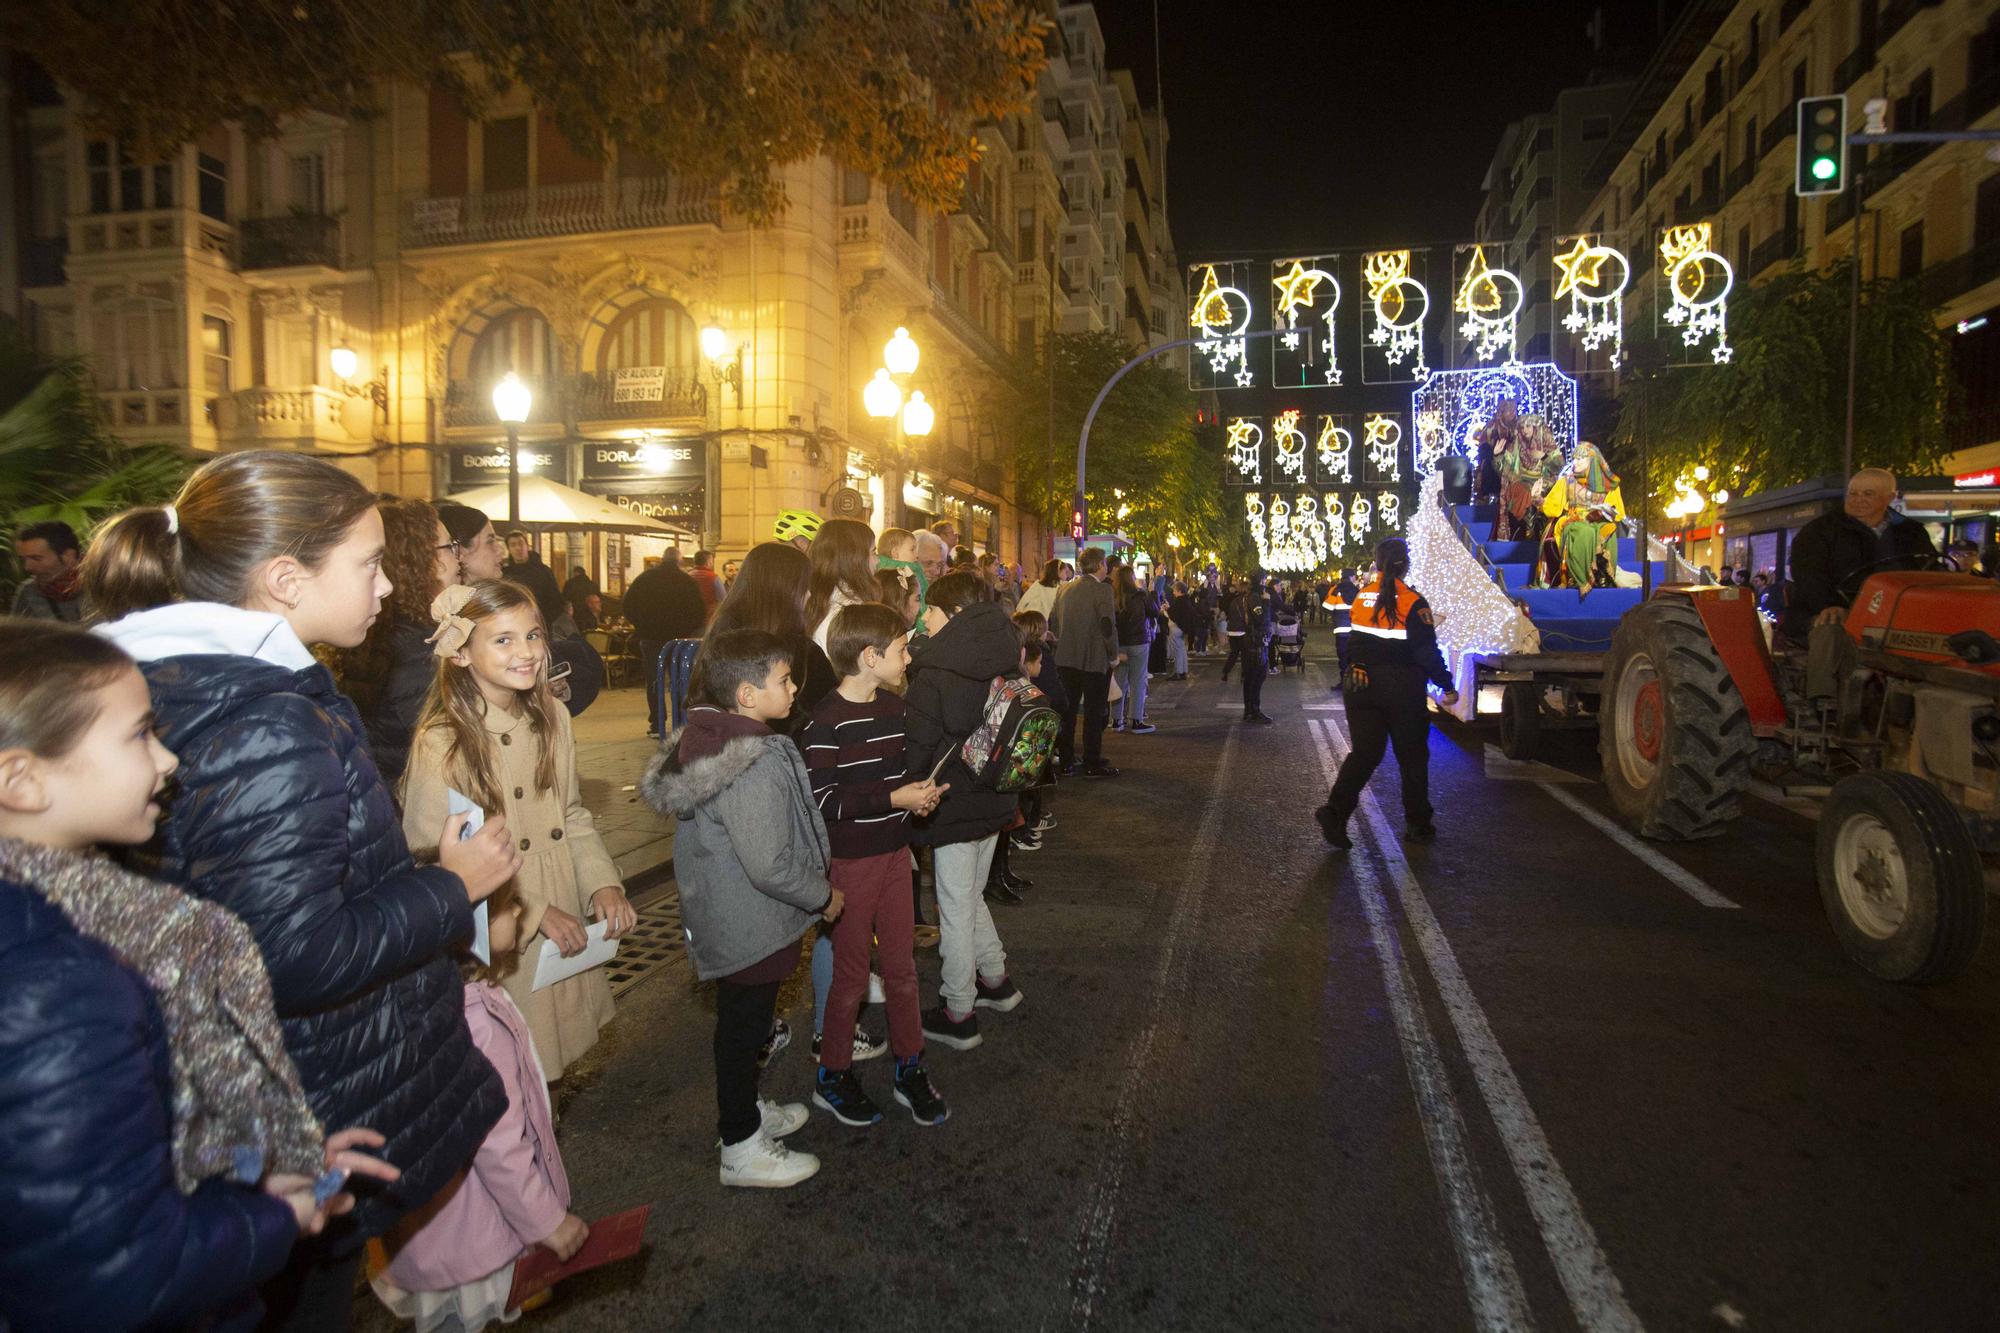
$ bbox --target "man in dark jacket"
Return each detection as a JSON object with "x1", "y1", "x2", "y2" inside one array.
[
  {"x1": 1242, "y1": 574, "x2": 1275, "y2": 724},
  {"x1": 1049, "y1": 546, "x2": 1121, "y2": 777},
  {"x1": 1781, "y1": 468, "x2": 1939, "y2": 643},
  {"x1": 10, "y1": 520, "x2": 90, "y2": 621},
  {"x1": 502, "y1": 531, "x2": 568, "y2": 627},
  {"x1": 906, "y1": 572, "x2": 1025, "y2": 1051},
  {"x1": 624, "y1": 549, "x2": 710, "y2": 735}
]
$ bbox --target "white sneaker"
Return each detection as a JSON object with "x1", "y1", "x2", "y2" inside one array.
[
  {"x1": 758, "y1": 1099, "x2": 809, "y2": 1138},
  {"x1": 867, "y1": 971, "x2": 887, "y2": 1005},
  {"x1": 719, "y1": 1129, "x2": 820, "y2": 1189}
]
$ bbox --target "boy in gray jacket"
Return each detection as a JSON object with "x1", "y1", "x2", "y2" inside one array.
[{"x1": 643, "y1": 629, "x2": 844, "y2": 1189}]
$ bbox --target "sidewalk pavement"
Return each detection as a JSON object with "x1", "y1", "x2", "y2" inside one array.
[{"x1": 572, "y1": 683, "x2": 674, "y2": 898}]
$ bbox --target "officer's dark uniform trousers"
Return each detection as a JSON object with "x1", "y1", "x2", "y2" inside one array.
[{"x1": 1322, "y1": 576, "x2": 1455, "y2": 829}]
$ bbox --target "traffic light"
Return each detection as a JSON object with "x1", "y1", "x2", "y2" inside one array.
[{"x1": 1796, "y1": 95, "x2": 1848, "y2": 196}]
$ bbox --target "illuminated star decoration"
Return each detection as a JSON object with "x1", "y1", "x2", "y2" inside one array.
[
  {"x1": 1660, "y1": 223, "x2": 1734, "y2": 364},
  {"x1": 1554, "y1": 235, "x2": 1630, "y2": 367},
  {"x1": 1272, "y1": 409, "x2": 1309, "y2": 483},
  {"x1": 1364, "y1": 250, "x2": 1429, "y2": 379},
  {"x1": 1225, "y1": 417, "x2": 1264, "y2": 483},
  {"x1": 1453, "y1": 245, "x2": 1524, "y2": 364},
  {"x1": 1272, "y1": 258, "x2": 1343, "y2": 385},
  {"x1": 1315, "y1": 415, "x2": 1353, "y2": 484},
  {"x1": 1364, "y1": 414, "x2": 1403, "y2": 483},
  {"x1": 1190, "y1": 263, "x2": 1256, "y2": 388},
  {"x1": 1378, "y1": 493, "x2": 1402, "y2": 530}
]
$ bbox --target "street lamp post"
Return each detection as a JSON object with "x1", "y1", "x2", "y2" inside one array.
[
  {"x1": 492, "y1": 372, "x2": 533, "y2": 527},
  {"x1": 863, "y1": 329, "x2": 934, "y2": 525}
]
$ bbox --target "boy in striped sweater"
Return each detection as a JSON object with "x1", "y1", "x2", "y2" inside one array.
[{"x1": 799, "y1": 602, "x2": 951, "y2": 1126}]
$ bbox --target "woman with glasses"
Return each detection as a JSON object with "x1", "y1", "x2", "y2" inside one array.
[{"x1": 333, "y1": 498, "x2": 465, "y2": 785}]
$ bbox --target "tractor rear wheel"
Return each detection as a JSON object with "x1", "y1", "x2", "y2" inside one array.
[
  {"x1": 1599, "y1": 597, "x2": 1755, "y2": 839},
  {"x1": 1817, "y1": 772, "x2": 1986, "y2": 984},
  {"x1": 1499, "y1": 682, "x2": 1544, "y2": 762}
]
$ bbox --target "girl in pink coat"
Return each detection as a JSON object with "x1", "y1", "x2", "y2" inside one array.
[{"x1": 371, "y1": 885, "x2": 588, "y2": 1330}]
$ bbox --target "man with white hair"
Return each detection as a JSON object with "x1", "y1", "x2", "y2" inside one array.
[
  {"x1": 1781, "y1": 466, "x2": 1938, "y2": 644},
  {"x1": 913, "y1": 529, "x2": 949, "y2": 583}
]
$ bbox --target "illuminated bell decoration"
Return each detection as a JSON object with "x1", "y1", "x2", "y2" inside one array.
[
  {"x1": 1190, "y1": 264, "x2": 1255, "y2": 388},
  {"x1": 1272, "y1": 409, "x2": 1309, "y2": 483},
  {"x1": 1363, "y1": 250, "x2": 1429, "y2": 379},
  {"x1": 1661, "y1": 223, "x2": 1734, "y2": 364},
  {"x1": 901, "y1": 390, "x2": 935, "y2": 438},
  {"x1": 491, "y1": 373, "x2": 532, "y2": 424},
  {"x1": 884, "y1": 326, "x2": 920, "y2": 376},
  {"x1": 1453, "y1": 246, "x2": 1524, "y2": 364},
  {"x1": 1554, "y1": 236, "x2": 1630, "y2": 367},
  {"x1": 863, "y1": 368, "x2": 903, "y2": 419}
]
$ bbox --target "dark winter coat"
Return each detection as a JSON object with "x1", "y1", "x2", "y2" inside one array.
[
  {"x1": 1781, "y1": 508, "x2": 1938, "y2": 641},
  {"x1": 111, "y1": 642, "x2": 503, "y2": 1246},
  {"x1": 504, "y1": 552, "x2": 568, "y2": 628},
  {"x1": 905, "y1": 601, "x2": 1025, "y2": 847},
  {"x1": 0, "y1": 874, "x2": 298, "y2": 1333},
  {"x1": 353, "y1": 615, "x2": 434, "y2": 787},
  {"x1": 1115, "y1": 591, "x2": 1156, "y2": 647},
  {"x1": 623, "y1": 561, "x2": 709, "y2": 645}
]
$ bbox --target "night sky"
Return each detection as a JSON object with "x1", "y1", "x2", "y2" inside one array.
[{"x1": 1096, "y1": 1, "x2": 1649, "y2": 262}]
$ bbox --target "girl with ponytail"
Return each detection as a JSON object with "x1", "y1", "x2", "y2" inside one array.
[{"x1": 88, "y1": 451, "x2": 524, "y2": 1327}]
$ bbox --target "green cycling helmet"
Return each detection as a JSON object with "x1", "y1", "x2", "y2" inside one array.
[{"x1": 773, "y1": 508, "x2": 823, "y2": 543}]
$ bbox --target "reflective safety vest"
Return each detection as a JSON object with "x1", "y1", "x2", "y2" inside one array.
[
  {"x1": 1349, "y1": 577, "x2": 1424, "y2": 641},
  {"x1": 1323, "y1": 581, "x2": 1356, "y2": 633}
]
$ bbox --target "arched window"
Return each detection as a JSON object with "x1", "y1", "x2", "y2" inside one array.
[
  {"x1": 597, "y1": 297, "x2": 698, "y2": 374},
  {"x1": 469, "y1": 308, "x2": 553, "y2": 383}
]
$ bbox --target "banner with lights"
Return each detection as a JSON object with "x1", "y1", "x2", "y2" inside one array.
[
  {"x1": 1270, "y1": 256, "x2": 1343, "y2": 387},
  {"x1": 1223, "y1": 416, "x2": 1265, "y2": 485},
  {"x1": 1411, "y1": 363, "x2": 1579, "y2": 479},
  {"x1": 1451, "y1": 243, "x2": 1527, "y2": 366},
  {"x1": 1657, "y1": 222, "x2": 1734, "y2": 365},
  {"x1": 1362, "y1": 412, "x2": 1405, "y2": 485},
  {"x1": 1361, "y1": 249, "x2": 1432, "y2": 384},
  {"x1": 1553, "y1": 233, "x2": 1631, "y2": 371},
  {"x1": 1189, "y1": 261, "x2": 1259, "y2": 390},
  {"x1": 1312, "y1": 414, "x2": 1356, "y2": 486}
]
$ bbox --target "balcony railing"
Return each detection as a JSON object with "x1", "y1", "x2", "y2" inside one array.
[
  {"x1": 1878, "y1": 0, "x2": 1931, "y2": 47},
  {"x1": 98, "y1": 388, "x2": 187, "y2": 432},
  {"x1": 405, "y1": 176, "x2": 719, "y2": 248},
  {"x1": 443, "y1": 375, "x2": 565, "y2": 429},
  {"x1": 837, "y1": 200, "x2": 926, "y2": 283},
  {"x1": 21, "y1": 236, "x2": 65, "y2": 287},
  {"x1": 72, "y1": 209, "x2": 234, "y2": 265},
  {"x1": 240, "y1": 213, "x2": 342, "y2": 269},
  {"x1": 1921, "y1": 237, "x2": 2000, "y2": 307},
  {"x1": 1724, "y1": 159, "x2": 1756, "y2": 202},
  {"x1": 1834, "y1": 45, "x2": 1875, "y2": 91},
  {"x1": 1761, "y1": 111, "x2": 1793, "y2": 158},
  {"x1": 212, "y1": 386, "x2": 353, "y2": 444},
  {"x1": 1748, "y1": 228, "x2": 1802, "y2": 277},
  {"x1": 1860, "y1": 69, "x2": 2000, "y2": 200},
  {"x1": 1780, "y1": 0, "x2": 1809, "y2": 31},
  {"x1": 571, "y1": 368, "x2": 706, "y2": 423}
]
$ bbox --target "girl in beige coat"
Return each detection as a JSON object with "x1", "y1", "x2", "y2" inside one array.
[{"x1": 402, "y1": 582, "x2": 636, "y2": 1080}]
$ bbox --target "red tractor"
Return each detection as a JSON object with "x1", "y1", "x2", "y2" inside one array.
[{"x1": 1599, "y1": 571, "x2": 2000, "y2": 983}]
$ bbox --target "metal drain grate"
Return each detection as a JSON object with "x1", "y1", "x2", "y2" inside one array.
[{"x1": 607, "y1": 890, "x2": 687, "y2": 997}]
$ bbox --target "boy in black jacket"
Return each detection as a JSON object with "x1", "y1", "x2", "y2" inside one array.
[{"x1": 905, "y1": 573, "x2": 1026, "y2": 1051}]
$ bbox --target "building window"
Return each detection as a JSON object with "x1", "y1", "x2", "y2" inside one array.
[
  {"x1": 1791, "y1": 61, "x2": 1807, "y2": 101},
  {"x1": 197, "y1": 152, "x2": 227, "y2": 220},
  {"x1": 1896, "y1": 69, "x2": 1934, "y2": 131},
  {"x1": 841, "y1": 169, "x2": 869, "y2": 206},
  {"x1": 470, "y1": 308, "x2": 553, "y2": 383},
  {"x1": 1748, "y1": 13, "x2": 1762, "y2": 64},
  {"x1": 598, "y1": 297, "x2": 699, "y2": 373},
  {"x1": 1743, "y1": 119, "x2": 1758, "y2": 169},
  {"x1": 87, "y1": 140, "x2": 172, "y2": 213},
  {"x1": 1976, "y1": 173, "x2": 2000, "y2": 249},
  {"x1": 1532, "y1": 126, "x2": 1554, "y2": 154},
  {"x1": 483, "y1": 116, "x2": 530, "y2": 192},
  {"x1": 1899, "y1": 220, "x2": 1924, "y2": 277},
  {"x1": 92, "y1": 297, "x2": 183, "y2": 390},
  {"x1": 1582, "y1": 116, "x2": 1611, "y2": 141},
  {"x1": 289, "y1": 152, "x2": 327, "y2": 213},
  {"x1": 1738, "y1": 226, "x2": 1750, "y2": 274},
  {"x1": 201, "y1": 315, "x2": 232, "y2": 395}
]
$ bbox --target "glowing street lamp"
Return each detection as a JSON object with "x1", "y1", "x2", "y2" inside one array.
[
  {"x1": 901, "y1": 390, "x2": 935, "y2": 438},
  {"x1": 492, "y1": 372, "x2": 533, "y2": 525},
  {"x1": 863, "y1": 368, "x2": 904, "y2": 420},
  {"x1": 330, "y1": 345, "x2": 359, "y2": 381},
  {"x1": 884, "y1": 326, "x2": 920, "y2": 376}
]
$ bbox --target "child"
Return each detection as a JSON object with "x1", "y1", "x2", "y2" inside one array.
[
  {"x1": 402, "y1": 581, "x2": 636, "y2": 1081},
  {"x1": 88, "y1": 451, "x2": 522, "y2": 1324},
  {"x1": 800, "y1": 603, "x2": 950, "y2": 1127},
  {"x1": 0, "y1": 623, "x2": 396, "y2": 1331},
  {"x1": 906, "y1": 573, "x2": 1026, "y2": 1052},
  {"x1": 372, "y1": 883, "x2": 589, "y2": 1330},
  {"x1": 1014, "y1": 611, "x2": 1065, "y2": 844},
  {"x1": 877, "y1": 566, "x2": 922, "y2": 630},
  {"x1": 642, "y1": 628, "x2": 843, "y2": 1188}
]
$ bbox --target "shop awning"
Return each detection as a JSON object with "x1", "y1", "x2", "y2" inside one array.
[{"x1": 445, "y1": 474, "x2": 681, "y2": 532}]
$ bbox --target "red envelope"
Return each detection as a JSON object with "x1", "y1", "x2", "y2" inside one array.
[{"x1": 505, "y1": 1204, "x2": 653, "y2": 1310}]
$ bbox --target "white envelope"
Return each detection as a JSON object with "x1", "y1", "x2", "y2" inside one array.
[
  {"x1": 531, "y1": 919, "x2": 618, "y2": 992},
  {"x1": 447, "y1": 788, "x2": 490, "y2": 965}
]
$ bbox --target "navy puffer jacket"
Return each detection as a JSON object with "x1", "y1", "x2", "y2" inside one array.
[
  {"x1": 0, "y1": 877, "x2": 297, "y2": 1332},
  {"x1": 131, "y1": 654, "x2": 503, "y2": 1244}
]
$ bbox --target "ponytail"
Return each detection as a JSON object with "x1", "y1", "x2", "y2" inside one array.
[
  {"x1": 1374, "y1": 538, "x2": 1412, "y2": 628},
  {"x1": 84, "y1": 451, "x2": 374, "y2": 622}
]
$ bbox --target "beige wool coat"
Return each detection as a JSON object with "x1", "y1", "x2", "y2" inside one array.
[{"x1": 403, "y1": 703, "x2": 620, "y2": 1079}]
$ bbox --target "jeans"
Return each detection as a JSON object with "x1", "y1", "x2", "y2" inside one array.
[
  {"x1": 1058, "y1": 665, "x2": 1112, "y2": 766},
  {"x1": 1168, "y1": 625, "x2": 1188, "y2": 675},
  {"x1": 1323, "y1": 685, "x2": 1434, "y2": 827},
  {"x1": 932, "y1": 835, "x2": 1009, "y2": 1015},
  {"x1": 1116, "y1": 644, "x2": 1150, "y2": 725},
  {"x1": 715, "y1": 976, "x2": 783, "y2": 1144},
  {"x1": 821, "y1": 850, "x2": 923, "y2": 1067},
  {"x1": 810, "y1": 931, "x2": 833, "y2": 1036},
  {"x1": 638, "y1": 638, "x2": 666, "y2": 734}
]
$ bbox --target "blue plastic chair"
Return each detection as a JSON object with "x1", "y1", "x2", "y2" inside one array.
[{"x1": 655, "y1": 638, "x2": 702, "y2": 731}]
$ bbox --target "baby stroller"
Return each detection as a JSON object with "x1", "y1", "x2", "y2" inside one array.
[{"x1": 1271, "y1": 613, "x2": 1305, "y2": 672}]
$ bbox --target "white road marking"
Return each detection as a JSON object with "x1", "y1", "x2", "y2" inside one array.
[
  {"x1": 1307, "y1": 722, "x2": 1536, "y2": 1331},
  {"x1": 1532, "y1": 782, "x2": 1740, "y2": 910},
  {"x1": 1056, "y1": 729, "x2": 1242, "y2": 1330},
  {"x1": 1482, "y1": 743, "x2": 1591, "y2": 783},
  {"x1": 1315, "y1": 717, "x2": 1648, "y2": 1333}
]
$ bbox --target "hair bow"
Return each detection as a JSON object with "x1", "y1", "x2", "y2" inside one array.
[{"x1": 427, "y1": 584, "x2": 479, "y2": 659}]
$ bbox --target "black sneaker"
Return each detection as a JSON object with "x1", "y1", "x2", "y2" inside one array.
[
  {"x1": 1129, "y1": 721, "x2": 1158, "y2": 734},
  {"x1": 812, "y1": 1067, "x2": 883, "y2": 1126},
  {"x1": 921, "y1": 1006, "x2": 982, "y2": 1050},
  {"x1": 894, "y1": 1061, "x2": 950, "y2": 1125},
  {"x1": 811, "y1": 1029, "x2": 887, "y2": 1063},
  {"x1": 974, "y1": 974, "x2": 1023, "y2": 1012},
  {"x1": 1082, "y1": 763, "x2": 1122, "y2": 778},
  {"x1": 1405, "y1": 822, "x2": 1438, "y2": 844},
  {"x1": 756, "y1": 1017, "x2": 791, "y2": 1070},
  {"x1": 1314, "y1": 805, "x2": 1353, "y2": 850},
  {"x1": 983, "y1": 881, "x2": 1023, "y2": 906},
  {"x1": 1245, "y1": 712, "x2": 1276, "y2": 725}
]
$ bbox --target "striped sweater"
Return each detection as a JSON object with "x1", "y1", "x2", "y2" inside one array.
[{"x1": 797, "y1": 687, "x2": 917, "y2": 858}]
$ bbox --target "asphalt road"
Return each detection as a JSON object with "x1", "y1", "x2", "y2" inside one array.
[{"x1": 355, "y1": 640, "x2": 2000, "y2": 1332}]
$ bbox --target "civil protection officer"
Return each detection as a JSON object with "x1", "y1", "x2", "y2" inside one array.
[
  {"x1": 1321, "y1": 566, "x2": 1358, "y2": 676},
  {"x1": 1315, "y1": 538, "x2": 1458, "y2": 848}
]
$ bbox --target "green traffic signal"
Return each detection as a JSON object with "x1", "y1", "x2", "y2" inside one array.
[{"x1": 1812, "y1": 156, "x2": 1839, "y2": 180}]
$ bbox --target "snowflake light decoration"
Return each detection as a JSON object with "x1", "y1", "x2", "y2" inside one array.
[
  {"x1": 1660, "y1": 223, "x2": 1734, "y2": 364},
  {"x1": 1272, "y1": 409, "x2": 1309, "y2": 484},
  {"x1": 1363, "y1": 250, "x2": 1429, "y2": 380},
  {"x1": 1314, "y1": 415, "x2": 1354, "y2": 485},
  {"x1": 1554, "y1": 235, "x2": 1630, "y2": 368},
  {"x1": 1453, "y1": 245, "x2": 1524, "y2": 364},
  {"x1": 1189, "y1": 263, "x2": 1256, "y2": 388},
  {"x1": 1271, "y1": 257, "x2": 1342, "y2": 387}
]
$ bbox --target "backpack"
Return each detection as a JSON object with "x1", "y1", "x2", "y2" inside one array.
[{"x1": 959, "y1": 675, "x2": 1060, "y2": 792}]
